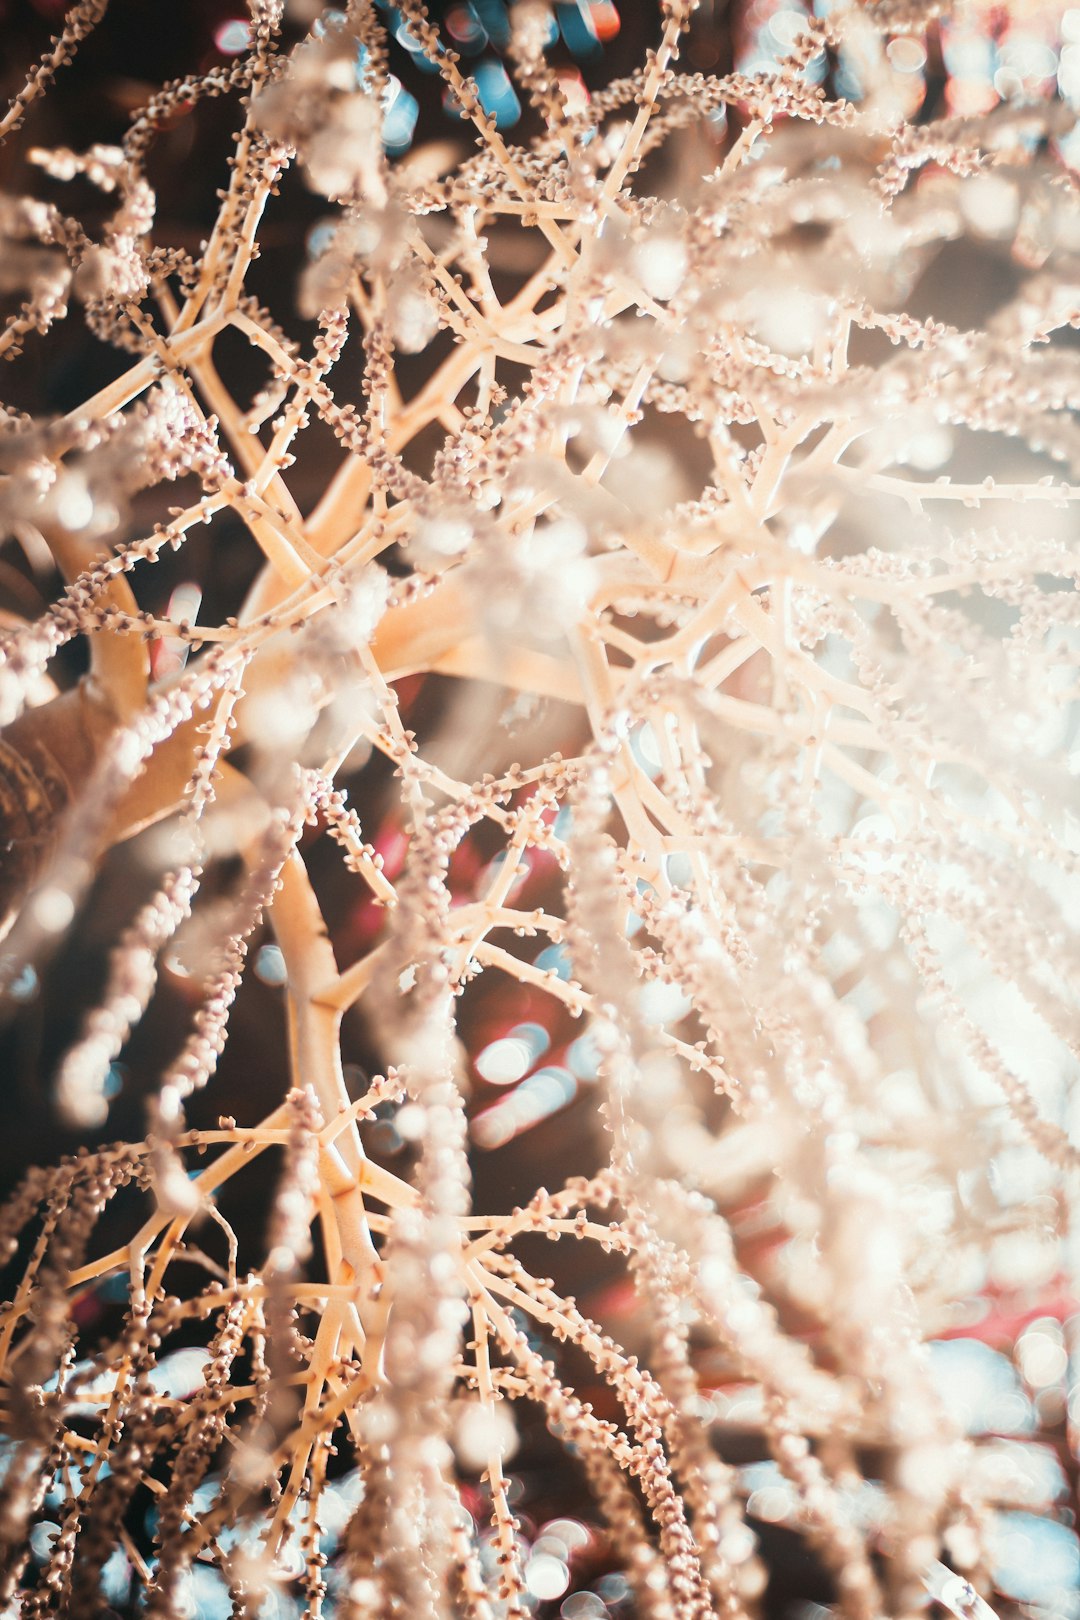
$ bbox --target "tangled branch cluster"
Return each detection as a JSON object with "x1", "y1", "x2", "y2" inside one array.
[{"x1": 0, "y1": 1, "x2": 1079, "y2": 1617}]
